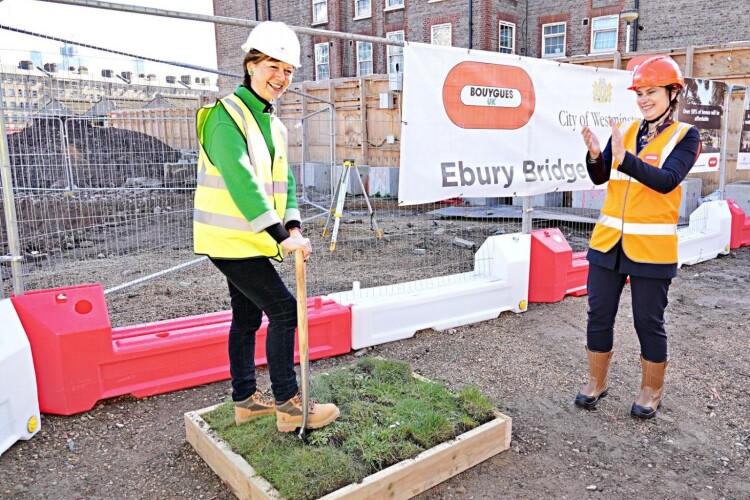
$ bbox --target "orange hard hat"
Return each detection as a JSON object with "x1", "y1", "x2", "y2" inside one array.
[{"x1": 628, "y1": 55, "x2": 684, "y2": 90}]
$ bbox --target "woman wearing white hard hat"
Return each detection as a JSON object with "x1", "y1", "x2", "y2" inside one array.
[{"x1": 194, "y1": 21, "x2": 339, "y2": 432}]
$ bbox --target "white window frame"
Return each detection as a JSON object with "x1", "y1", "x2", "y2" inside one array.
[
  {"x1": 315, "y1": 42, "x2": 330, "y2": 80},
  {"x1": 542, "y1": 22, "x2": 567, "y2": 58},
  {"x1": 431, "y1": 23, "x2": 452, "y2": 46},
  {"x1": 312, "y1": 0, "x2": 327, "y2": 24},
  {"x1": 590, "y1": 15, "x2": 619, "y2": 53},
  {"x1": 356, "y1": 41, "x2": 373, "y2": 76},
  {"x1": 498, "y1": 21, "x2": 515, "y2": 54},
  {"x1": 354, "y1": 0, "x2": 371, "y2": 19},
  {"x1": 384, "y1": 0, "x2": 404, "y2": 10},
  {"x1": 386, "y1": 31, "x2": 404, "y2": 75}
]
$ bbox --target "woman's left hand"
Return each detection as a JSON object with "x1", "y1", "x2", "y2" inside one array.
[{"x1": 609, "y1": 118, "x2": 626, "y2": 166}]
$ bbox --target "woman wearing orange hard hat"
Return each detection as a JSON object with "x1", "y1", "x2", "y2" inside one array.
[
  {"x1": 576, "y1": 55, "x2": 701, "y2": 419},
  {"x1": 193, "y1": 21, "x2": 339, "y2": 432}
]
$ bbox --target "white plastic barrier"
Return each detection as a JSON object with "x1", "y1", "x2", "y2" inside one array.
[
  {"x1": 677, "y1": 199, "x2": 732, "y2": 268},
  {"x1": 327, "y1": 233, "x2": 530, "y2": 350},
  {"x1": 0, "y1": 298, "x2": 41, "y2": 457}
]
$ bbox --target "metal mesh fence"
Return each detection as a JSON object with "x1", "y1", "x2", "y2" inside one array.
[{"x1": 2, "y1": 48, "x2": 746, "y2": 323}]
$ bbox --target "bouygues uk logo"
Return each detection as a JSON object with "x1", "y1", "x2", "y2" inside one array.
[{"x1": 442, "y1": 61, "x2": 535, "y2": 130}]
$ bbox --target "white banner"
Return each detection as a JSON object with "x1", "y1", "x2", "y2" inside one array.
[
  {"x1": 738, "y1": 89, "x2": 750, "y2": 170},
  {"x1": 398, "y1": 43, "x2": 640, "y2": 205}
]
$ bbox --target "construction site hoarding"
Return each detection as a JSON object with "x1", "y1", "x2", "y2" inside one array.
[
  {"x1": 677, "y1": 78, "x2": 727, "y2": 174},
  {"x1": 739, "y1": 90, "x2": 750, "y2": 170}
]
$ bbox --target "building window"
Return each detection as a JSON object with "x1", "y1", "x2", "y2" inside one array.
[
  {"x1": 354, "y1": 0, "x2": 371, "y2": 19},
  {"x1": 385, "y1": 0, "x2": 404, "y2": 9},
  {"x1": 312, "y1": 0, "x2": 327, "y2": 24},
  {"x1": 499, "y1": 21, "x2": 515, "y2": 54},
  {"x1": 386, "y1": 31, "x2": 404, "y2": 75},
  {"x1": 356, "y1": 41, "x2": 373, "y2": 76},
  {"x1": 315, "y1": 43, "x2": 330, "y2": 80},
  {"x1": 591, "y1": 15, "x2": 618, "y2": 53},
  {"x1": 431, "y1": 23, "x2": 452, "y2": 46},
  {"x1": 542, "y1": 22, "x2": 566, "y2": 58}
]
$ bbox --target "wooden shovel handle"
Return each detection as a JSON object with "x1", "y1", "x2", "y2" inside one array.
[{"x1": 295, "y1": 249, "x2": 310, "y2": 438}]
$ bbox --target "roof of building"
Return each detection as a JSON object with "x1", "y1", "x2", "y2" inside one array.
[{"x1": 1, "y1": 60, "x2": 217, "y2": 91}]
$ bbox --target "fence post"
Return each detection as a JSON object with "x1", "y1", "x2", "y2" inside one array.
[
  {"x1": 521, "y1": 195, "x2": 533, "y2": 234},
  {"x1": 718, "y1": 85, "x2": 734, "y2": 199},
  {"x1": 329, "y1": 80, "x2": 337, "y2": 196},
  {"x1": 301, "y1": 82, "x2": 308, "y2": 199},
  {"x1": 60, "y1": 117, "x2": 75, "y2": 189},
  {"x1": 0, "y1": 101, "x2": 25, "y2": 296}
]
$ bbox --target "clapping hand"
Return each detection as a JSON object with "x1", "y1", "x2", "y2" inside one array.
[
  {"x1": 581, "y1": 118, "x2": 626, "y2": 167},
  {"x1": 581, "y1": 126, "x2": 601, "y2": 160},
  {"x1": 609, "y1": 118, "x2": 626, "y2": 166}
]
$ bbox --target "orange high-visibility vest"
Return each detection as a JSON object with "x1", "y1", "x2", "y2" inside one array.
[{"x1": 589, "y1": 120, "x2": 694, "y2": 264}]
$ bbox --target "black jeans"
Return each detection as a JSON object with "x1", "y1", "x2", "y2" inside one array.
[
  {"x1": 586, "y1": 262, "x2": 671, "y2": 362},
  {"x1": 210, "y1": 257, "x2": 299, "y2": 403}
]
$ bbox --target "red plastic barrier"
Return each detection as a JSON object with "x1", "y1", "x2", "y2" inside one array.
[
  {"x1": 529, "y1": 228, "x2": 589, "y2": 303},
  {"x1": 11, "y1": 284, "x2": 351, "y2": 415},
  {"x1": 727, "y1": 199, "x2": 750, "y2": 250}
]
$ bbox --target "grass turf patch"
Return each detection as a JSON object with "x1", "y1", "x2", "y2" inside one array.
[{"x1": 202, "y1": 357, "x2": 497, "y2": 500}]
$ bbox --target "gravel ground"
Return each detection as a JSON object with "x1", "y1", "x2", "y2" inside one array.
[{"x1": 1, "y1": 241, "x2": 749, "y2": 499}]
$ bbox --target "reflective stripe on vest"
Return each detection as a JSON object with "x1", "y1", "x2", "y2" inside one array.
[
  {"x1": 596, "y1": 214, "x2": 678, "y2": 236},
  {"x1": 589, "y1": 120, "x2": 693, "y2": 264},
  {"x1": 193, "y1": 94, "x2": 290, "y2": 260}
]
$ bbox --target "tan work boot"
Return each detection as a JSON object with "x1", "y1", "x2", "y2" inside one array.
[
  {"x1": 234, "y1": 390, "x2": 276, "y2": 425},
  {"x1": 275, "y1": 392, "x2": 340, "y2": 432},
  {"x1": 631, "y1": 356, "x2": 668, "y2": 420},
  {"x1": 574, "y1": 348, "x2": 613, "y2": 409}
]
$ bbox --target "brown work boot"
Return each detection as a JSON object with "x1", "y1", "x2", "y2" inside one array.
[
  {"x1": 234, "y1": 390, "x2": 276, "y2": 425},
  {"x1": 631, "y1": 356, "x2": 668, "y2": 420},
  {"x1": 275, "y1": 392, "x2": 340, "y2": 432},
  {"x1": 574, "y1": 348, "x2": 613, "y2": 409}
]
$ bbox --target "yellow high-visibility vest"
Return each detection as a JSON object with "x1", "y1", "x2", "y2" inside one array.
[
  {"x1": 193, "y1": 94, "x2": 291, "y2": 260},
  {"x1": 589, "y1": 120, "x2": 693, "y2": 264}
]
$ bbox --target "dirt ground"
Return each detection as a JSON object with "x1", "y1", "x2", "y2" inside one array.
[{"x1": 1, "y1": 239, "x2": 749, "y2": 499}]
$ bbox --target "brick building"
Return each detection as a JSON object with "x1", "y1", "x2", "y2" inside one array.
[{"x1": 213, "y1": 0, "x2": 750, "y2": 92}]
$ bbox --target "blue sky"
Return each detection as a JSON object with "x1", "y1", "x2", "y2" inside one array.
[{"x1": 0, "y1": 0, "x2": 218, "y2": 78}]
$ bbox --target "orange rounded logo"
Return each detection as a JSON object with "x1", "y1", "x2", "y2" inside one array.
[{"x1": 442, "y1": 61, "x2": 536, "y2": 130}]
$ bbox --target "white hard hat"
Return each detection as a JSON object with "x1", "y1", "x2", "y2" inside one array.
[{"x1": 241, "y1": 21, "x2": 301, "y2": 68}]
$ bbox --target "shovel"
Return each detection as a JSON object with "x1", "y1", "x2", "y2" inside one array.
[{"x1": 295, "y1": 249, "x2": 310, "y2": 441}]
